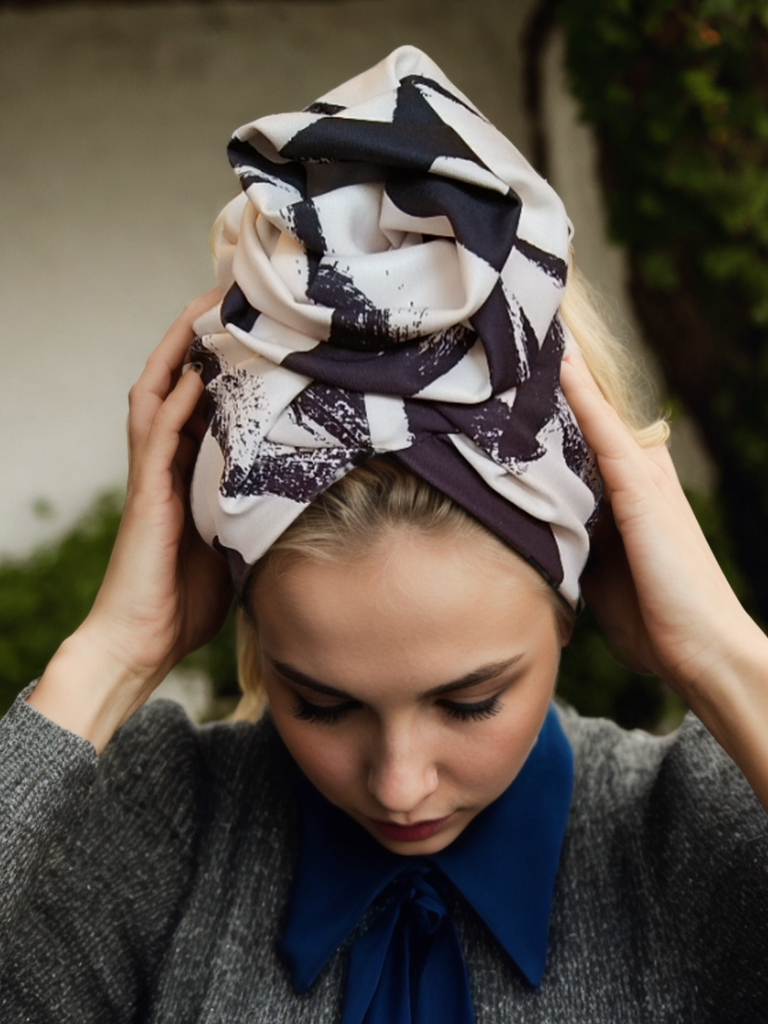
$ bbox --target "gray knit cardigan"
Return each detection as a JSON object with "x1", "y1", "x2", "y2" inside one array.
[{"x1": 0, "y1": 689, "x2": 766, "y2": 1023}]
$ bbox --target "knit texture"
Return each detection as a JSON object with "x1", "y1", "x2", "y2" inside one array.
[{"x1": 1, "y1": 692, "x2": 766, "y2": 1022}]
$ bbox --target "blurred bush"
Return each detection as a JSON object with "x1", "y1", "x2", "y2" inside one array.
[
  {"x1": 0, "y1": 485, "x2": 745, "y2": 731},
  {"x1": 0, "y1": 494, "x2": 123, "y2": 712},
  {"x1": 0, "y1": 494, "x2": 239, "y2": 716},
  {"x1": 559, "y1": 0, "x2": 768, "y2": 626}
]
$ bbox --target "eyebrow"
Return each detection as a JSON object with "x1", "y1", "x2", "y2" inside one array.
[{"x1": 269, "y1": 655, "x2": 524, "y2": 701}]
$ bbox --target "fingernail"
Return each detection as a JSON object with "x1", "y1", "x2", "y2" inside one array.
[{"x1": 184, "y1": 361, "x2": 204, "y2": 375}]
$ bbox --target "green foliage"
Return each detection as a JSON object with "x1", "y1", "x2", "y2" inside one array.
[
  {"x1": 0, "y1": 493, "x2": 239, "y2": 717},
  {"x1": 558, "y1": 0, "x2": 768, "y2": 624},
  {"x1": 0, "y1": 494, "x2": 123, "y2": 713},
  {"x1": 559, "y1": 0, "x2": 768, "y2": 307}
]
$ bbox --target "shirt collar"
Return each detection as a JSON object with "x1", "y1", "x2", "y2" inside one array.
[{"x1": 281, "y1": 703, "x2": 573, "y2": 991}]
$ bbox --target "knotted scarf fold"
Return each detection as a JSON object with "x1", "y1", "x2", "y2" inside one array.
[{"x1": 190, "y1": 45, "x2": 600, "y2": 605}]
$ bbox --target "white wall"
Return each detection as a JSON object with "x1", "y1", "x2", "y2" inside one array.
[{"x1": 0, "y1": 0, "x2": 541, "y2": 558}]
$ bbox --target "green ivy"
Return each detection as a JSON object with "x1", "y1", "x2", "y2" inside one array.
[
  {"x1": 0, "y1": 494, "x2": 123, "y2": 712},
  {"x1": 559, "y1": 0, "x2": 768, "y2": 293},
  {"x1": 558, "y1": 0, "x2": 768, "y2": 625},
  {"x1": 0, "y1": 494, "x2": 239, "y2": 717}
]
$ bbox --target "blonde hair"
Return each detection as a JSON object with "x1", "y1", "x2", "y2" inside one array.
[
  {"x1": 232, "y1": 261, "x2": 669, "y2": 721},
  {"x1": 560, "y1": 263, "x2": 669, "y2": 448}
]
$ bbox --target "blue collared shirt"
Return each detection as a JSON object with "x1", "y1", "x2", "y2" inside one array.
[{"x1": 281, "y1": 704, "x2": 573, "y2": 1022}]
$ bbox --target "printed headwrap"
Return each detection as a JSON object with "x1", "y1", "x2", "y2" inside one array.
[{"x1": 190, "y1": 45, "x2": 600, "y2": 607}]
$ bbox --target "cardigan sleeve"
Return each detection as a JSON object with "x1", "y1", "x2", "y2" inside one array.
[
  {"x1": 0, "y1": 688, "x2": 203, "y2": 1023},
  {"x1": 559, "y1": 704, "x2": 768, "y2": 1021},
  {"x1": 652, "y1": 712, "x2": 768, "y2": 1019}
]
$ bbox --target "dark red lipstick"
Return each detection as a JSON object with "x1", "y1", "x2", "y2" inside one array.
[{"x1": 369, "y1": 816, "x2": 450, "y2": 842}]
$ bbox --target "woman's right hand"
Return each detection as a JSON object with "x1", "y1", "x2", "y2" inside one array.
[{"x1": 28, "y1": 289, "x2": 233, "y2": 751}]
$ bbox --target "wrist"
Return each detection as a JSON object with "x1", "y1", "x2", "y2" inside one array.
[
  {"x1": 673, "y1": 613, "x2": 768, "y2": 762},
  {"x1": 27, "y1": 621, "x2": 166, "y2": 753},
  {"x1": 669, "y1": 605, "x2": 761, "y2": 694}
]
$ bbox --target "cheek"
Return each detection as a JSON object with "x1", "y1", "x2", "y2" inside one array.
[
  {"x1": 267, "y1": 701, "x2": 363, "y2": 797},
  {"x1": 444, "y1": 715, "x2": 542, "y2": 793},
  {"x1": 450, "y1": 668, "x2": 557, "y2": 790}
]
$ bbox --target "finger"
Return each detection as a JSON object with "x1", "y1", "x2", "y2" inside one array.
[
  {"x1": 175, "y1": 399, "x2": 210, "y2": 482},
  {"x1": 130, "y1": 367, "x2": 205, "y2": 489},
  {"x1": 128, "y1": 288, "x2": 219, "y2": 456},
  {"x1": 562, "y1": 352, "x2": 711, "y2": 591},
  {"x1": 153, "y1": 287, "x2": 220, "y2": 371},
  {"x1": 563, "y1": 353, "x2": 701, "y2": 535},
  {"x1": 142, "y1": 288, "x2": 220, "y2": 393},
  {"x1": 560, "y1": 349, "x2": 638, "y2": 465},
  {"x1": 561, "y1": 351, "x2": 677, "y2": 507}
]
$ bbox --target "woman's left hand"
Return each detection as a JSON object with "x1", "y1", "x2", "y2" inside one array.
[
  {"x1": 560, "y1": 348, "x2": 749, "y2": 692},
  {"x1": 561, "y1": 348, "x2": 768, "y2": 811}
]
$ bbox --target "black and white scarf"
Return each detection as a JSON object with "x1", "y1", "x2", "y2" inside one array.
[{"x1": 191, "y1": 45, "x2": 600, "y2": 606}]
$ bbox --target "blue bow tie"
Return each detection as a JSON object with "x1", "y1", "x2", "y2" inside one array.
[
  {"x1": 341, "y1": 865, "x2": 474, "y2": 1024},
  {"x1": 281, "y1": 704, "x2": 573, "y2": 1024}
]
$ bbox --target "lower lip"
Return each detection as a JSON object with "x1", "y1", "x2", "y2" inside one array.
[{"x1": 369, "y1": 816, "x2": 451, "y2": 842}]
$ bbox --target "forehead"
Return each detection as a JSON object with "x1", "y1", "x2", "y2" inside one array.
[{"x1": 250, "y1": 530, "x2": 559, "y2": 694}]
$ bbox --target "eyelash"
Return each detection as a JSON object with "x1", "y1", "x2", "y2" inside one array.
[
  {"x1": 440, "y1": 694, "x2": 502, "y2": 721},
  {"x1": 291, "y1": 693, "x2": 503, "y2": 726},
  {"x1": 292, "y1": 696, "x2": 359, "y2": 726}
]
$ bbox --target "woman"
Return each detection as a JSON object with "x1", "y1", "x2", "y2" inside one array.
[{"x1": 2, "y1": 46, "x2": 767, "y2": 1022}]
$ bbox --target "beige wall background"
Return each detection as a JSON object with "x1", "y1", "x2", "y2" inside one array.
[{"x1": 0, "y1": 0, "x2": 711, "y2": 563}]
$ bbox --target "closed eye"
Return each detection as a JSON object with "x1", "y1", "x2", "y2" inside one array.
[
  {"x1": 292, "y1": 694, "x2": 361, "y2": 726},
  {"x1": 290, "y1": 690, "x2": 505, "y2": 726},
  {"x1": 438, "y1": 694, "x2": 503, "y2": 721}
]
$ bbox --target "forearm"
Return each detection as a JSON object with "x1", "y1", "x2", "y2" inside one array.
[
  {"x1": 27, "y1": 620, "x2": 166, "y2": 754},
  {"x1": 26, "y1": 294, "x2": 230, "y2": 754},
  {"x1": 674, "y1": 612, "x2": 768, "y2": 815}
]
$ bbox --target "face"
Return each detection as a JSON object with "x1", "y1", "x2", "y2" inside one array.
[{"x1": 251, "y1": 530, "x2": 563, "y2": 856}]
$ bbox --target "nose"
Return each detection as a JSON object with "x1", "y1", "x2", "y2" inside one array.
[{"x1": 366, "y1": 721, "x2": 439, "y2": 815}]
